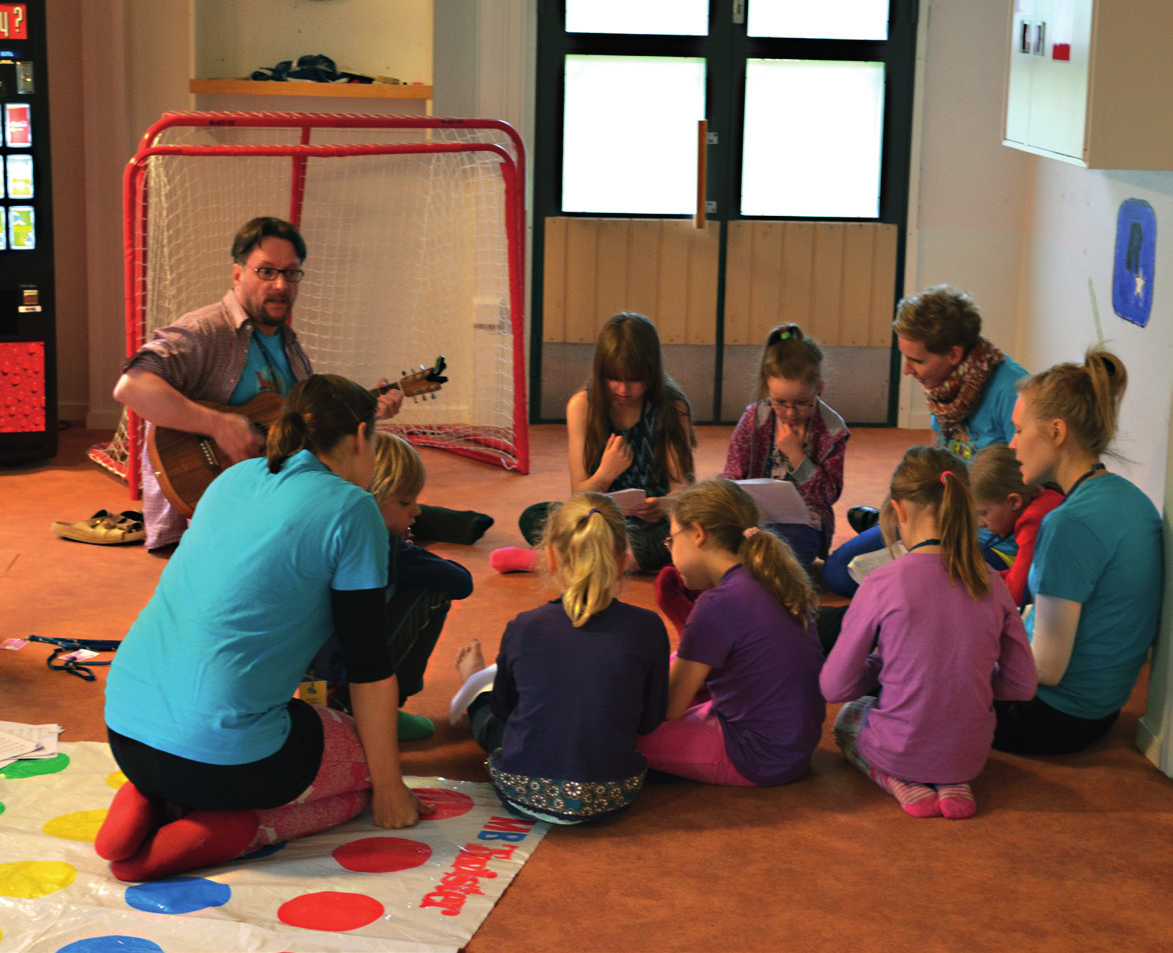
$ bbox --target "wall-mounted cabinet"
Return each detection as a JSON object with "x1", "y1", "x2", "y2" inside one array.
[{"x1": 1003, "y1": 0, "x2": 1173, "y2": 169}]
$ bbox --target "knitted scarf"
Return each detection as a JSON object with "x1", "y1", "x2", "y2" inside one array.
[{"x1": 923, "y1": 336, "x2": 1006, "y2": 433}]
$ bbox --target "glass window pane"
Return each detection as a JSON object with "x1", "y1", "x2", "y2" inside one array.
[
  {"x1": 741, "y1": 59, "x2": 885, "y2": 219},
  {"x1": 563, "y1": 55, "x2": 706, "y2": 215},
  {"x1": 566, "y1": 0, "x2": 708, "y2": 36},
  {"x1": 748, "y1": 0, "x2": 889, "y2": 40}
]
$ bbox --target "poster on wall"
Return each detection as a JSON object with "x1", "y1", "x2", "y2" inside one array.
[{"x1": 1112, "y1": 199, "x2": 1156, "y2": 328}]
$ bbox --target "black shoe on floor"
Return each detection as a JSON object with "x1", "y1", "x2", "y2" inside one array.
[{"x1": 847, "y1": 506, "x2": 880, "y2": 534}]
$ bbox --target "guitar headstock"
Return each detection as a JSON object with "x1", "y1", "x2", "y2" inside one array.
[{"x1": 393, "y1": 356, "x2": 448, "y2": 399}]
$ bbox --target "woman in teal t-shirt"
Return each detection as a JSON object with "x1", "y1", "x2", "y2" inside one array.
[
  {"x1": 98, "y1": 374, "x2": 430, "y2": 881},
  {"x1": 996, "y1": 348, "x2": 1162, "y2": 755}
]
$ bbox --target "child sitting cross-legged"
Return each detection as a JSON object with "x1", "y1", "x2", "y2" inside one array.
[
  {"x1": 820, "y1": 446, "x2": 1037, "y2": 819},
  {"x1": 452, "y1": 492, "x2": 670, "y2": 824}
]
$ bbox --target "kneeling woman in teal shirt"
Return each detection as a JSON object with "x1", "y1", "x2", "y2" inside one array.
[
  {"x1": 996, "y1": 348, "x2": 1163, "y2": 755},
  {"x1": 98, "y1": 374, "x2": 431, "y2": 881}
]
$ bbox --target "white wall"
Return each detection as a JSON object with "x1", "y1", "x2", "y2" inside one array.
[{"x1": 901, "y1": 0, "x2": 1034, "y2": 429}]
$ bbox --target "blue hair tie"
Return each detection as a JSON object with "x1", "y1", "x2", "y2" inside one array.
[{"x1": 588, "y1": 508, "x2": 601, "y2": 517}]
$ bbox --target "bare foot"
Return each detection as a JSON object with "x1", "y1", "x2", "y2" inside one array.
[{"x1": 455, "y1": 639, "x2": 485, "y2": 682}]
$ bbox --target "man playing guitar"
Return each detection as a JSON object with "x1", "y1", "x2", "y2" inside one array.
[{"x1": 114, "y1": 217, "x2": 403, "y2": 550}]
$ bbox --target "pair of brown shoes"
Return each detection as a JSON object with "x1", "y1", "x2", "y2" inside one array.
[{"x1": 51, "y1": 509, "x2": 146, "y2": 545}]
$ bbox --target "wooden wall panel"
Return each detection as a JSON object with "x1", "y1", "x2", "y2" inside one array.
[
  {"x1": 686, "y1": 225, "x2": 720, "y2": 346},
  {"x1": 869, "y1": 225, "x2": 899, "y2": 346},
  {"x1": 779, "y1": 222, "x2": 813, "y2": 340},
  {"x1": 723, "y1": 221, "x2": 753, "y2": 345},
  {"x1": 542, "y1": 217, "x2": 720, "y2": 345},
  {"x1": 748, "y1": 221, "x2": 783, "y2": 345},
  {"x1": 542, "y1": 216, "x2": 567, "y2": 343},
  {"x1": 595, "y1": 219, "x2": 630, "y2": 323},
  {"x1": 656, "y1": 222, "x2": 692, "y2": 344},
  {"x1": 841, "y1": 224, "x2": 876, "y2": 346},
  {"x1": 724, "y1": 220, "x2": 898, "y2": 348},
  {"x1": 809, "y1": 224, "x2": 845, "y2": 344},
  {"x1": 625, "y1": 220, "x2": 662, "y2": 321},
  {"x1": 564, "y1": 219, "x2": 599, "y2": 343},
  {"x1": 542, "y1": 217, "x2": 896, "y2": 348}
]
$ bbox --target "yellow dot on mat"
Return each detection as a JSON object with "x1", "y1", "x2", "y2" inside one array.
[
  {"x1": 107, "y1": 770, "x2": 128, "y2": 790},
  {"x1": 0, "y1": 860, "x2": 77, "y2": 899},
  {"x1": 43, "y1": 809, "x2": 108, "y2": 843}
]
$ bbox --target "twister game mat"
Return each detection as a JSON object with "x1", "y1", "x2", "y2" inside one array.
[{"x1": 0, "y1": 743, "x2": 548, "y2": 952}]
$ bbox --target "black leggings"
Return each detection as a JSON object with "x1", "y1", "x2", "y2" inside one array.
[
  {"x1": 107, "y1": 698, "x2": 324, "y2": 810},
  {"x1": 993, "y1": 697, "x2": 1119, "y2": 756}
]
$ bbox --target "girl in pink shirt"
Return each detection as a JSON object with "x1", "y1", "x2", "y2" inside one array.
[{"x1": 820, "y1": 446, "x2": 1036, "y2": 819}]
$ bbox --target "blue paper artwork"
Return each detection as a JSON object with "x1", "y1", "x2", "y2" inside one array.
[{"x1": 1112, "y1": 199, "x2": 1156, "y2": 327}]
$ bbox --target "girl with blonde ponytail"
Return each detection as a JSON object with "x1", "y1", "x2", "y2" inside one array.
[
  {"x1": 637, "y1": 478, "x2": 825, "y2": 787},
  {"x1": 996, "y1": 347, "x2": 1161, "y2": 755},
  {"x1": 821, "y1": 446, "x2": 1037, "y2": 820},
  {"x1": 451, "y1": 492, "x2": 670, "y2": 824}
]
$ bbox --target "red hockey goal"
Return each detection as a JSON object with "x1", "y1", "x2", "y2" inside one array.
[{"x1": 90, "y1": 111, "x2": 529, "y2": 495}]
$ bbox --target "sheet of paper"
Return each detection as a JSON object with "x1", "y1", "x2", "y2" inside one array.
[
  {"x1": 0, "y1": 721, "x2": 63, "y2": 767},
  {"x1": 0, "y1": 729, "x2": 39, "y2": 765},
  {"x1": 735, "y1": 478, "x2": 816, "y2": 527},
  {"x1": 846, "y1": 542, "x2": 907, "y2": 585},
  {"x1": 608, "y1": 488, "x2": 647, "y2": 516}
]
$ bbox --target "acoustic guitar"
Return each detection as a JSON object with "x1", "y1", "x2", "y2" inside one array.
[{"x1": 148, "y1": 357, "x2": 448, "y2": 518}]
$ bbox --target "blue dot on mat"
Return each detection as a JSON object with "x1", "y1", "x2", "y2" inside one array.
[
  {"x1": 57, "y1": 938, "x2": 164, "y2": 953},
  {"x1": 227, "y1": 840, "x2": 286, "y2": 862},
  {"x1": 124, "y1": 876, "x2": 231, "y2": 915}
]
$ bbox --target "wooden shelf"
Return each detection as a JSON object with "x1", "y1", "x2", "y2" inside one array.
[{"x1": 190, "y1": 79, "x2": 433, "y2": 99}]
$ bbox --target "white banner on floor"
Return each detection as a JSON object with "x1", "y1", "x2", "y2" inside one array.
[{"x1": 0, "y1": 742, "x2": 548, "y2": 952}]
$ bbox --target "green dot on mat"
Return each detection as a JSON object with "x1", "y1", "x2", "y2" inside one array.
[
  {"x1": 0, "y1": 754, "x2": 71, "y2": 779},
  {"x1": 0, "y1": 802, "x2": 5, "y2": 816}
]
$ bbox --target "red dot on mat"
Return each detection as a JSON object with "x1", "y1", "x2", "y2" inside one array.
[
  {"x1": 414, "y1": 788, "x2": 476, "y2": 820},
  {"x1": 332, "y1": 836, "x2": 433, "y2": 873},
  {"x1": 277, "y1": 891, "x2": 384, "y2": 932}
]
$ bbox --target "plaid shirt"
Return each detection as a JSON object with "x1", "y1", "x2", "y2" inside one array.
[
  {"x1": 722, "y1": 398, "x2": 849, "y2": 553},
  {"x1": 124, "y1": 291, "x2": 313, "y2": 548}
]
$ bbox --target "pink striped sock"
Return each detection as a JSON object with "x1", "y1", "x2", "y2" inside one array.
[
  {"x1": 937, "y1": 782, "x2": 977, "y2": 820},
  {"x1": 871, "y1": 768, "x2": 941, "y2": 818}
]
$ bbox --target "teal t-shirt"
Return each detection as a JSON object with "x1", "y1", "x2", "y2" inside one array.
[
  {"x1": 227, "y1": 328, "x2": 295, "y2": 406},
  {"x1": 1027, "y1": 473, "x2": 1162, "y2": 719},
  {"x1": 932, "y1": 357, "x2": 1028, "y2": 461},
  {"x1": 106, "y1": 450, "x2": 388, "y2": 764}
]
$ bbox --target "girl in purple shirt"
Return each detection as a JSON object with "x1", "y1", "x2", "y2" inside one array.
[
  {"x1": 638, "y1": 478, "x2": 825, "y2": 786},
  {"x1": 820, "y1": 446, "x2": 1037, "y2": 819}
]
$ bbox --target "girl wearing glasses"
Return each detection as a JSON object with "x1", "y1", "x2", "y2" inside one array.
[
  {"x1": 638, "y1": 478, "x2": 824, "y2": 786},
  {"x1": 722, "y1": 324, "x2": 849, "y2": 567}
]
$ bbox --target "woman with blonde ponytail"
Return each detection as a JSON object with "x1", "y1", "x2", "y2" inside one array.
[
  {"x1": 637, "y1": 479, "x2": 825, "y2": 786},
  {"x1": 451, "y1": 492, "x2": 670, "y2": 824},
  {"x1": 996, "y1": 347, "x2": 1161, "y2": 755},
  {"x1": 821, "y1": 446, "x2": 1037, "y2": 820}
]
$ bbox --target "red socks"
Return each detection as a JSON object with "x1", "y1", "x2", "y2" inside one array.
[
  {"x1": 110, "y1": 808, "x2": 258, "y2": 882},
  {"x1": 654, "y1": 566, "x2": 700, "y2": 636},
  {"x1": 490, "y1": 547, "x2": 537, "y2": 573},
  {"x1": 96, "y1": 782, "x2": 166, "y2": 862}
]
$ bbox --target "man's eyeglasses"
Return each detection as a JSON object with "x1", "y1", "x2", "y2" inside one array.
[
  {"x1": 246, "y1": 266, "x2": 306, "y2": 284},
  {"x1": 768, "y1": 398, "x2": 815, "y2": 414}
]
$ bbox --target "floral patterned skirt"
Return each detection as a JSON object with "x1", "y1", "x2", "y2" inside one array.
[{"x1": 486, "y1": 750, "x2": 645, "y2": 825}]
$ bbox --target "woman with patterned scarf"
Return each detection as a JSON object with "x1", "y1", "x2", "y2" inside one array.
[{"x1": 821, "y1": 286, "x2": 1028, "y2": 598}]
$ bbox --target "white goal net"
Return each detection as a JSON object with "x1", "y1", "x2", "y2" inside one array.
[{"x1": 90, "y1": 111, "x2": 529, "y2": 491}]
